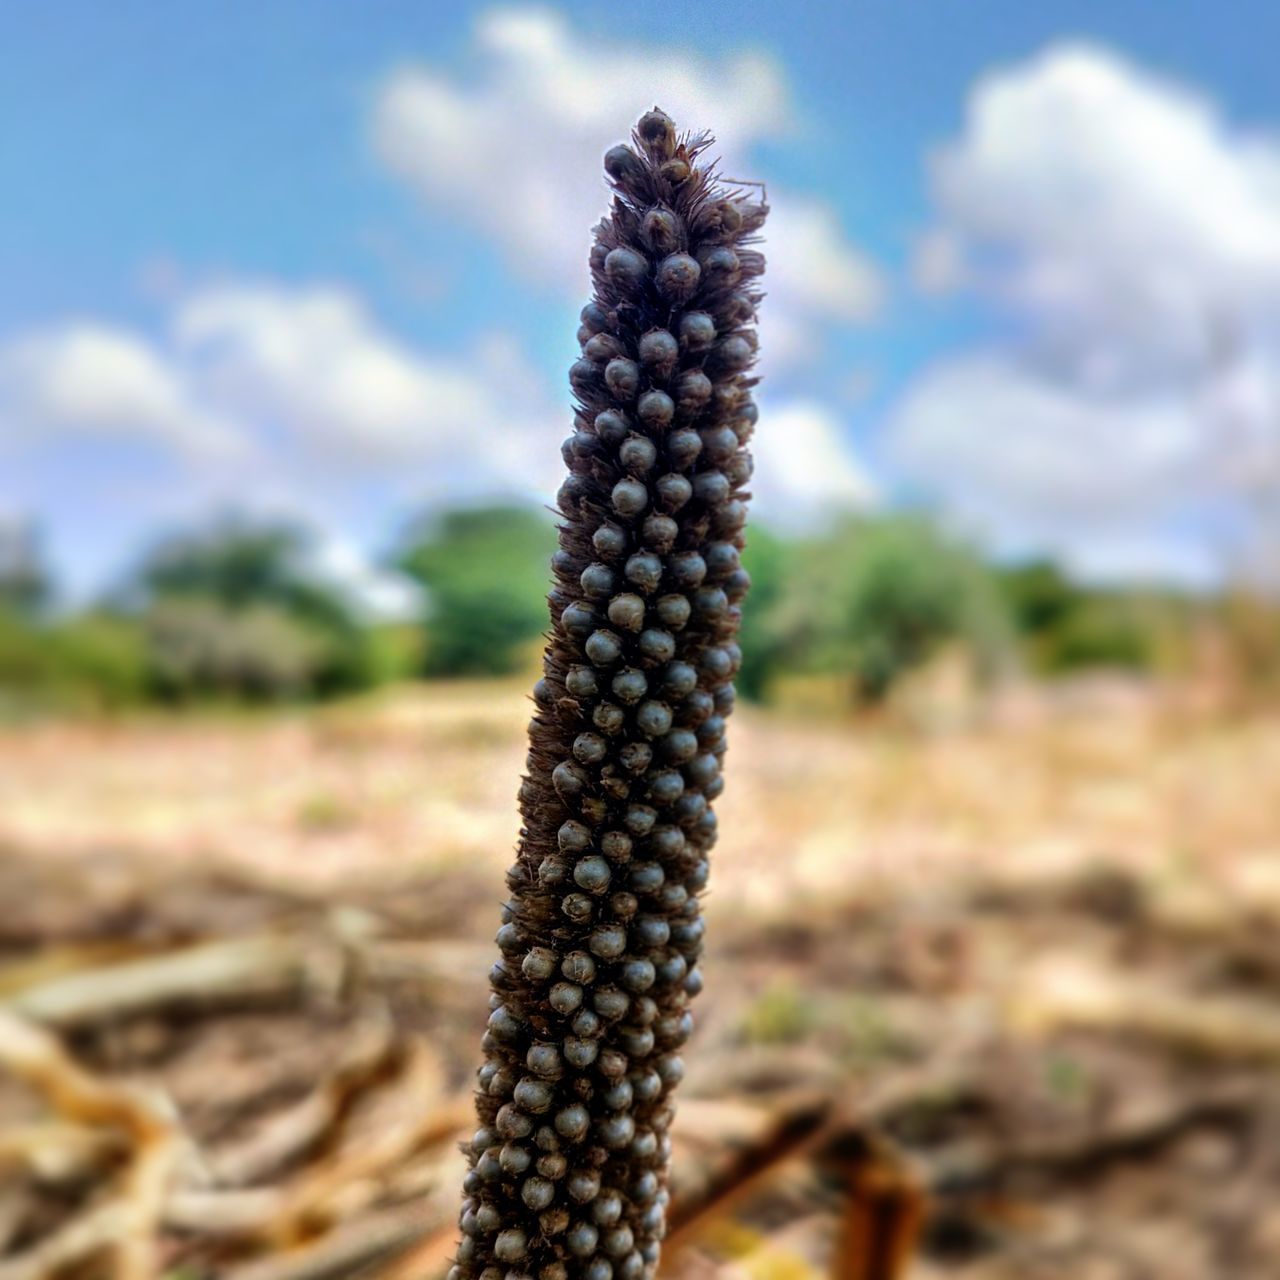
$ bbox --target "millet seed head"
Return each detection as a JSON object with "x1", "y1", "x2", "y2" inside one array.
[{"x1": 456, "y1": 107, "x2": 765, "y2": 1279}]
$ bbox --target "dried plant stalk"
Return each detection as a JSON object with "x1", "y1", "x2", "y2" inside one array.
[{"x1": 451, "y1": 107, "x2": 766, "y2": 1280}]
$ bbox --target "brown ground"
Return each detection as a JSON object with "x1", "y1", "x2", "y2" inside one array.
[{"x1": 0, "y1": 681, "x2": 1278, "y2": 1278}]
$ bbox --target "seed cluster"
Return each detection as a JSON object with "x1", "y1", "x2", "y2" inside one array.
[{"x1": 452, "y1": 108, "x2": 766, "y2": 1280}]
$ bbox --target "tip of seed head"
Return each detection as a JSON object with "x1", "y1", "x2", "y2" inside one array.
[{"x1": 636, "y1": 108, "x2": 677, "y2": 159}]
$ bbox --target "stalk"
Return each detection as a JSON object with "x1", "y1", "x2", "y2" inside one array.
[{"x1": 452, "y1": 108, "x2": 767, "y2": 1280}]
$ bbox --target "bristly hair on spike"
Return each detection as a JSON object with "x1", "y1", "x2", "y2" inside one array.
[{"x1": 449, "y1": 107, "x2": 766, "y2": 1280}]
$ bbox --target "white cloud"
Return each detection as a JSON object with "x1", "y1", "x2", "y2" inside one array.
[
  {"x1": 911, "y1": 227, "x2": 967, "y2": 295},
  {"x1": 371, "y1": 7, "x2": 881, "y2": 368},
  {"x1": 0, "y1": 281, "x2": 578, "y2": 599},
  {"x1": 0, "y1": 325, "x2": 246, "y2": 459},
  {"x1": 886, "y1": 352, "x2": 1234, "y2": 583},
  {"x1": 1, "y1": 282, "x2": 566, "y2": 507},
  {"x1": 886, "y1": 352, "x2": 1275, "y2": 587},
  {"x1": 751, "y1": 399, "x2": 877, "y2": 523},
  {"x1": 926, "y1": 43, "x2": 1280, "y2": 350},
  {"x1": 766, "y1": 201, "x2": 882, "y2": 323},
  {"x1": 163, "y1": 275, "x2": 883, "y2": 529},
  {"x1": 1059, "y1": 531, "x2": 1221, "y2": 589},
  {"x1": 893, "y1": 44, "x2": 1280, "y2": 584},
  {"x1": 891, "y1": 353, "x2": 1204, "y2": 518},
  {"x1": 174, "y1": 282, "x2": 560, "y2": 492},
  {"x1": 759, "y1": 200, "x2": 884, "y2": 366},
  {"x1": 373, "y1": 7, "x2": 787, "y2": 283}
]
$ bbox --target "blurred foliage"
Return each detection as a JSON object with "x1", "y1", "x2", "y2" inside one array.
[
  {"x1": 3, "y1": 502, "x2": 1278, "y2": 717},
  {"x1": 143, "y1": 596, "x2": 346, "y2": 701},
  {"x1": 997, "y1": 559, "x2": 1190, "y2": 676},
  {"x1": 998, "y1": 560, "x2": 1078, "y2": 640},
  {"x1": 0, "y1": 527, "x2": 149, "y2": 715},
  {"x1": 1218, "y1": 589, "x2": 1280, "y2": 700},
  {"x1": 0, "y1": 521, "x2": 394, "y2": 714},
  {"x1": 744, "y1": 515, "x2": 1012, "y2": 705},
  {"x1": 397, "y1": 505, "x2": 555, "y2": 677},
  {"x1": 365, "y1": 622, "x2": 427, "y2": 686},
  {"x1": 1038, "y1": 602, "x2": 1155, "y2": 672},
  {"x1": 0, "y1": 610, "x2": 147, "y2": 715},
  {"x1": 47, "y1": 613, "x2": 150, "y2": 708},
  {"x1": 131, "y1": 523, "x2": 378, "y2": 701}
]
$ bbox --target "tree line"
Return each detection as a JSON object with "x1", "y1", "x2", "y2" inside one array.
[{"x1": 0, "y1": 505, "x2": 1251, "y2": 716}]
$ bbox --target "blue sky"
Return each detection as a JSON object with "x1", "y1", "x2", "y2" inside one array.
[{"x1": 3, "y1": 1, "x2": 1280, "y2": 605}]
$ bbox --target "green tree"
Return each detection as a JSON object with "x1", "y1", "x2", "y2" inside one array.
[
  {"x1": 767, "y1": 515, "x2": 1012, "y2": 704},
  {"x1": 998, "y1": 560, "x2": 1159, "y2": 675},
  {"x1": 130, "y1": 520, "x2": 376, "y2": 700},
  {"x1": 397, "y1": 505, "x2": 554, "y2": 676},
  {"x1": 0, "y1": 609, "x2": 148, "y2": 716},
  {"x1": 999, "y1": 559, "x2": 1080, "y2": 637},
  {"x1": 1039, "y1": 598, "x2": 1156, "y2": 672},
  {"x1": 48, "y1": 613, "x2": 148, "y2": 709}
]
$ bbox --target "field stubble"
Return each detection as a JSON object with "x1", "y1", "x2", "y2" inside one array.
[{"x1": 0, "y1": 680, "x2": 1278, "y2": 1278}]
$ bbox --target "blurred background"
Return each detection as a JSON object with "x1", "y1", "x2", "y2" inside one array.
[{"x1": 2, "y1": 3, "x2": 1279, "y2": 1277}]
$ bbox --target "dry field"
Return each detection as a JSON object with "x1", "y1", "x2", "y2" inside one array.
[{"x1": 1, "y1": 681, "x2": 1278, "y2": 1278}]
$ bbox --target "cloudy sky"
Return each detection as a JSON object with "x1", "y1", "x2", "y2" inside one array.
[{"x1": 3, "y1": 0, "x2": 1279, "y2": 603}]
